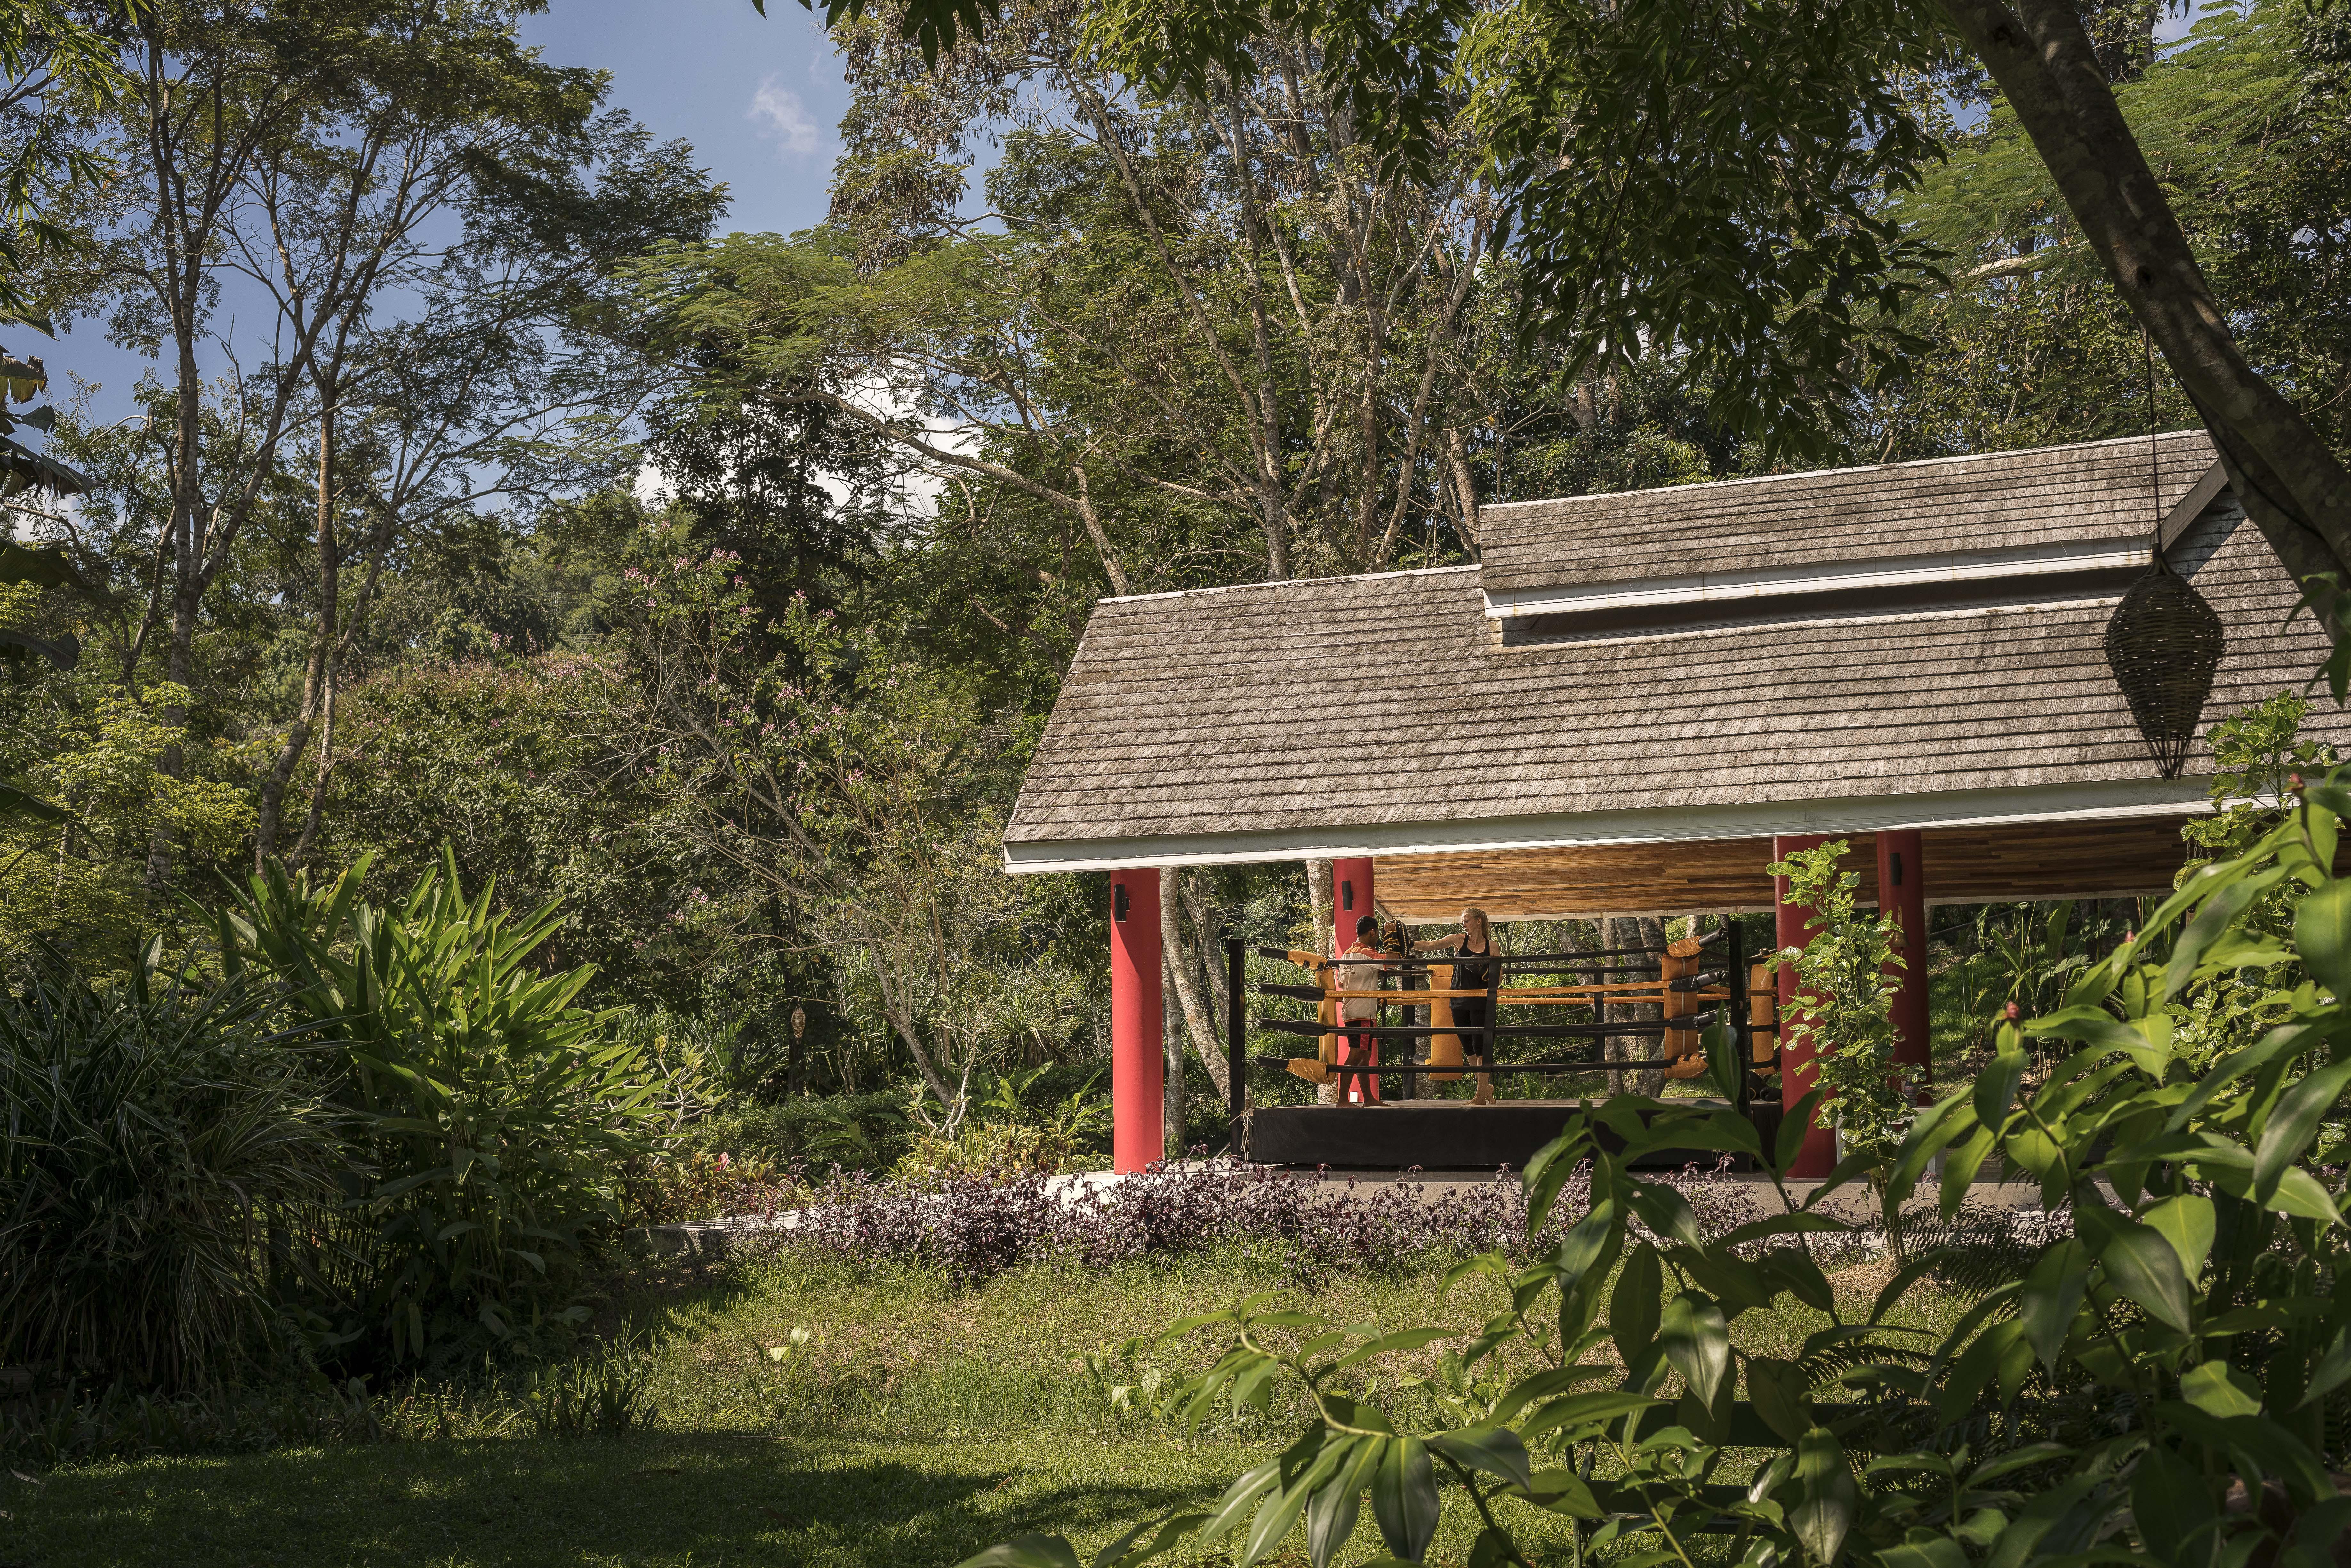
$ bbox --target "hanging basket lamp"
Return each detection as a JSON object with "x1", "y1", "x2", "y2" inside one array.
[{"x1": 2103, "y1": 551, "x2": 2223, "y2": 779}]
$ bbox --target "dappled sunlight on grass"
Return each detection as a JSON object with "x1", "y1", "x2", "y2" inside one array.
[{"x1": 0, "y1": 1248, "x2": 1976, "y2": 1567}]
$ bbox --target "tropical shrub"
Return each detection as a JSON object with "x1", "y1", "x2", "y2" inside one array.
[
  {"x1": 1770, "y1": 839, "x2": 1913, "y2": 1172},
  {"x1": 894, "y1": 1066, "x2": 1113, "y2": 1180},
  {"x1": 218, "y1": 849, "x2": 665, "y2": 1365},
  {"x1": 0, "y1": 944, "x2": 343, "y2": 1389},
  {"x1": 623, "y1": 1148, "x2": 798, "y2": 1227},
  {"x1": 961, "y1": 764, "x2": 2351, "y2": 1568}
]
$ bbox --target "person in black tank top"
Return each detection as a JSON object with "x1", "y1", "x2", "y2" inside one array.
[{"x1": 1412, "y1": 908, "x2": 1501, "y2": 1104}]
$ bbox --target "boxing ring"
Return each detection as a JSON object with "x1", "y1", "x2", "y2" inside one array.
[{"x1": 1218, "y1": 922, "x2": 1786, "y2": 1170}]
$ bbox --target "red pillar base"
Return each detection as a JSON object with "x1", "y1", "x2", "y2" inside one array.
[
  {"x1": 1773, "y1": 834, "x2": 1839, "y2": 1179},
  {"x1": 1110, "y1": 868, "x2": 1164, "y2": 1174}
]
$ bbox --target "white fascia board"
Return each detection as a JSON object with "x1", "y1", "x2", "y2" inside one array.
[
  {"x1": 1482, "y1": 536, "x2": 2149, "y2": 621},
  {"x1": 1001, "y1": 776, "x2": 2214, "y2": 874}
]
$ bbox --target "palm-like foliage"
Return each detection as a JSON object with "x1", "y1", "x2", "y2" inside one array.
[
  {"x1": 218, "y1": 848, "x2": 662, "y2": 1363},
  {"x1": 0, "y1": 942, "x2": 342, "y2": 1388}
]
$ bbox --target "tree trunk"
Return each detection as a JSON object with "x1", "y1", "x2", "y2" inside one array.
[
  {"x1": 1604, "y1": 915, "x2": 1665, "y2": 1097},
  {"x1": 1161, "y1": 867, "x2": 1231, "y2": 1096},
  {"x1": 1183, "y1": 871, "x2": 1231, "y2": 1050},
  {"x1": 1306, "y1": 860, "x2": 1333, "y2": 957},
  {"x1": 287, "y1": 655, "x2": 337, "y2": 869},
  {"x1": 1163, "y1": 966, "x2": 1186, "y2": 1158},
  {"x1": 256, "y1": 403, "x2": 339, "y2": 867},
  {"x1": 1447, "y1": 427, "x2": 1482, "y2": 559},
  {"x1": 1941, "y1": 0, "x2": 2351, "y2": 614}
]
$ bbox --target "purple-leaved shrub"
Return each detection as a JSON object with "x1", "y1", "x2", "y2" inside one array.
[{"x1": 755, "y1": 1157, "x2": 1764, "y2": 1285}]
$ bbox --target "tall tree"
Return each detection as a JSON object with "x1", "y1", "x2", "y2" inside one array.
[
  {"x1": 41, "y1": 0, "x2": 722, "y2": 878},
  {"x1": 644, "y1": 0, "x2": 1500, "y2": 588},
  {"x1": 803, "y1": 0, "x2": 2351, "y2": 616}
]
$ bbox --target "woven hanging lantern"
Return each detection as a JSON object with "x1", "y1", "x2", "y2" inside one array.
[{"x1": 2103, "y1": 552, "x2": 2223, "y2": 778}]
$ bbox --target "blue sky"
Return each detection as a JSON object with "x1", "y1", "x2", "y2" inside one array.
[
  {"x1": 520, "y1": 0, "x2": 849, "y2": 237},
  {"x1": 46, "y1": 0, "x2": 853, "y2": 428}
]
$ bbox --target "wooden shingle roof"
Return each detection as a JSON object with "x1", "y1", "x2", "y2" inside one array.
[
  {"x1": 1005, "y1": 485, "x2": 2339, "y2": 872},
  {"x1": 1479, "y1": 429, "x2": 2219, "y2": 601}
]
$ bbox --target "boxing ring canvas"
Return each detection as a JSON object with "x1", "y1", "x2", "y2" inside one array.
[{"x1": 1001, "y1": 431, "x2": 2351, "y2": 1176}]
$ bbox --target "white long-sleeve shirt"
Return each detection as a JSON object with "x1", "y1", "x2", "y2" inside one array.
[{"x1": 1336, "y1": 945, "x2": 1383, "y2": 1023}]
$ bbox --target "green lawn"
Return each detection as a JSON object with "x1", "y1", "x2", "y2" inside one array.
[
  {"x1": 0, "y1": 1431, "x2": 1267, "y2": 1568},
  {"x1": 0, "y1": 1249, "x2": 1969, "y2": 1568}
]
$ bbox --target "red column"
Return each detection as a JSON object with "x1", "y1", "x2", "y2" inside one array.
[
  {"x1": 1875, "y1": 830, "x2": 1930, "y2": 1103},
  {"x1": 1330, "y1": 858, "x2": 1376, "y2": 1103},
  {"x1": 1773, "y1": 833, "x2": 1838, "y2": 1179},
  {"x1": 1331, "y1": 857, "x2": 1375, "y2": 953},
  {"x1": 1110, "y1": 868, "x2": 1164, "y2": 1173}
]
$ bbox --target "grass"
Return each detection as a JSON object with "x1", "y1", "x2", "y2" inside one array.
[{"x1": 0, "y1": 1245, "x2": 1976, "y2": 1568}]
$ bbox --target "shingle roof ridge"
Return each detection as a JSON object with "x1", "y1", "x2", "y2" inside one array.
[
  {"x1": 1099, "y1": 563, "x2": 1481, "y2": 605},
  {"x1": 1477, "y1": 428, "x2": 2214, "y2": 515}
]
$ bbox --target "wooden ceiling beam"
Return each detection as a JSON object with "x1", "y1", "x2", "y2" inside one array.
[{"x1": 1373, "y1": 816, "x2": 2196, "y2": 924}]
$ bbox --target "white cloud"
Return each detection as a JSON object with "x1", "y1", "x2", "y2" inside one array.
[{"x1": 747, "y1": 74, "x2": 821, "y2": 158}]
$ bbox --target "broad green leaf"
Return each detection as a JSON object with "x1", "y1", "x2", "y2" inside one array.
[
  {"x1": 1609, "y1": 1245, "x2": 1662, "y2": 1363},
  {"x1": 2140, "y1": 1193, "x2": 2216, "y2": 1277},
  {"x1": 1875, "y1": 1537, "x2": 1970, "y2": 1568},
  {"x1": 1330, "y1": 1328, "x2": 1456, "y2": 1373},
  {"x1": 1760, "y1": 1250, "x2": 1835, "y2": 1315},
  {"x1": 2295, "y1": 876, "x2": 2351, "y2": 1002},
  {"x1": 2078, "y1": 1205, "x2": 2194, "y2": 1332},
  {"x1": 1790, "y1": 1427, "x2": 1856, "y2": 1566},
  {"x1": 1777, "y1": 1086, "x2": 1826, "y2": 1173},
  {"x1": 957, "y1": 1533, "x2": 1083, "y2": 1568},
  {"x1": 2294, "y1": 1330, "x2": 2351, "y2": 1410},
  {"x1": 1941, "y1": 1126, "x2": 1998, "y2": 1213},
  {"x1": 2169, "y1": 1021, "x2": 2327, "y2": 1133},
  {"x1": 2180, "y1": 1359, "x2": 2263, "y2": 1419},
  {"x1": 1548, "y1": 1197, "x2": 1618, "y2": 1285},
  {"x1": 2019, "y1": 1238, "x2": 2090, "y2": 1369},
  {"x1": 1973, "y1": 1047, "x2": 2026, "y2": 1133},
  {"x1": 1717, "y1": 1212, "x2": 1852, "y2": 1249},
  {"x1": 2254, "y1": 1059, "x2": 2351, "y2": 1199},
  {"x1": 1191, "y1": 1459, "x2": 1281, "y2": 1546},
  {"x1": 0, "y1": 782, "x2": 65, "y2": 821},
  {"x1": 1304, "y1": 1439, "x2": 1381, "y2": 1568},
  {"x1": 1660, "y1": 1291, "x2": 1731, "y2": 1408},
  {"x1": 1522, "y1": 1130, "x2": 1589, "y2": 1233},
  {"x1": 1745, "y1": 1357, "x2": 1810, "y2": 1444},
  {"x1": 2265, "y1": 1164, "x2": 2345, "y2": 1226},
  {"x1": 1426, "y1": 1424, "x2": 1532, "y2": 1491},
  {"x1": 1513, "y1": 1468, "x2": 1602, "y2": 1519},
  {"x1": 1883, "y1": 1087, "x2": 1972, "y2": 1214},
  {"x1": 1089, "y1": 1513, "x2": 1209, "y2": 1568},
  {"x1": 1488, "y1": 1365, "x2": 1613, "y2": 1426},
  {"x1": 1962, "y1": 1441, "x2": 2073, "y2": 1486},
  {"x1": 2157, "y1": 1401, "x2": 2336, "y2": 1505},
  {"x1": 2168, "y1": 874, "x2": 2272, "y2": 997},
  {"x1": 2024, "y1": 1004, "x2": 2169, "y2": 1076},
  {"x1": 1517, "y1": 1390, "x2": 1666, "y2": 1442},
  {"x1": 1247, "y1": 1439, "x2": 1349, "y2": 1566},
  {"x1": 1626, "y1": 1181, "x2": 1703, "y2": 1250},
  {"x1": 1369, "y1": 1436, "x2": 1438, "y2": 1564}
]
